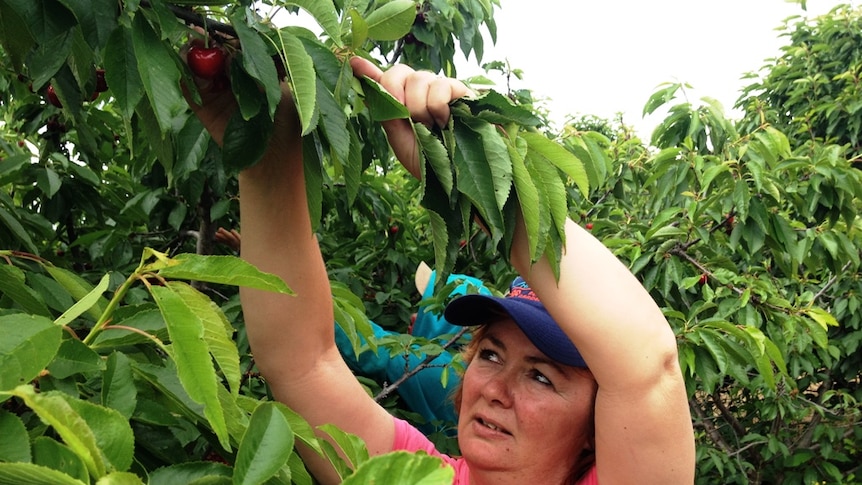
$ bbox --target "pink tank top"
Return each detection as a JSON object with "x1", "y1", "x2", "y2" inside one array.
[{"x1": 391, "y1": 417, "x2": 598, "y2": 484}]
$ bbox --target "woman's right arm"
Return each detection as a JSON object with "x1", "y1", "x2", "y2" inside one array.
[{"x1": 187, "y1": 66, "x2": 395, "y2": 484}]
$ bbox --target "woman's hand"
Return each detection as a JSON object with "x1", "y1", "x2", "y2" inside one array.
[{"x1": 350, "y1": 57, "x2": 470, "y2": 179}]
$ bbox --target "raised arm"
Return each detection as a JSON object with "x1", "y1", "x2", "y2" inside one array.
[
  {"x1": 512, "y1": 219, "x2": 696, "y2": 482},
  {"x1": 187, "y1": 63, "x2": 394, "y2": 484},
  {"x1": 186, "y1": 55, "x2": 472, "y2": 484}
]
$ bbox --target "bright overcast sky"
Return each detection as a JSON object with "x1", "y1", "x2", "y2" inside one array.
[{"x1": 455, "y1": 0, "x2": 858, "y2": 138}]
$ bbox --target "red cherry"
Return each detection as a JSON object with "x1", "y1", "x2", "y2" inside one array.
[
  {"x1": 188, "y1": 44, "x2": 226, "y2": 79},
  {"x1": 585, "y1": 222, "x2": 593, "y2": 230},
  {"x1": 698, "y1": 274, "x2": 708, "y2": 285},
  {"x1": 390, "y1": 226, "x2": 399, "y2": 234},
  {"x1": 95, "y1": 69, "x2": 108, "y2": 92},
  {"x1": 17, "y1": 140, "x2": 25, "y2": 147},
  {"x1": 46, "y1": 85, "x2": 62, "y2": 108}
]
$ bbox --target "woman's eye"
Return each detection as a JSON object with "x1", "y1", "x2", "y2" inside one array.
[
  {"x1": 478, "y1": 348, "x2": 501, "y2": 363},
  {"x1": 531, "y1": 370, "x2": 552, "y2": 386}
]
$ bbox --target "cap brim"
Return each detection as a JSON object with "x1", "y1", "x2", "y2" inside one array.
[{"x1": 445, "y1": 294, "x2": 587, "y2": 368}]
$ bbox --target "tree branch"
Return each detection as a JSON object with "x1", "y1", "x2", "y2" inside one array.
[{"x1": 374, "y1": 326, "x2": 469, "y2": 403}]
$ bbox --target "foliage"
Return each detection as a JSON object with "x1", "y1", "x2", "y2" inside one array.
[
  {"x1": 0, "y1": 1, "x2": 860, "y2": 484},
  {"x1": 737, "y1": 3, "x2": 862, "y2": 155}
]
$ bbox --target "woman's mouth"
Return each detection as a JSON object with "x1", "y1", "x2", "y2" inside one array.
[{"x1": 477, "y1": 417, "x2": 511, "y2": 435}]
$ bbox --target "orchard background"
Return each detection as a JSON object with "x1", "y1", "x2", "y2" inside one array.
[{"x1": 0, "y1": 1, "x2": 860, "y2": 483}]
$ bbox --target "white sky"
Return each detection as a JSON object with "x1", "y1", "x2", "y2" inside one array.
[{"x1": 456, "y1": 0, "x2": 858, "y2": 138}]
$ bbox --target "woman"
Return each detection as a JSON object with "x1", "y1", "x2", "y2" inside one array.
[{"x1": 186, "y1": 54, "x2": 696, "y2": 484}]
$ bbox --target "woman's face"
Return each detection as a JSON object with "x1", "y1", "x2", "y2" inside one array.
[{"x1": 457, "y1": 319, "x2": 596, "y2": 482}]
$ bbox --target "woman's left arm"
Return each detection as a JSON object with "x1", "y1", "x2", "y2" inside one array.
[{"x1": 513, "y1": 219, "x2": 696, "y2": 483}]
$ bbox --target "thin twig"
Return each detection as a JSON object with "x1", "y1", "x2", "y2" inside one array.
[{"x1": 374, "y1": 326, "x2": 469, "y2": 403}]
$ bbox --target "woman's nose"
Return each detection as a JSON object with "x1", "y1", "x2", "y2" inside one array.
[{"x1": 481, "y1": 369, "x2": 513, "y2": 407}]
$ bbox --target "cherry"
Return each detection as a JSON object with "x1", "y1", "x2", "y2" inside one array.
[
  {"x1": 95, "y1": 69, "x2": 108, "y2": 92},
  {"x1": 188, "y1": 44, "x2": 226, "y2": 79},
  {"x1": 17, "y1": 140, "x2": 25, "y2": 147},
  {"x1": 390, "y1": 226, "x2": 399, "y2": 234},
  {"x1": 698, "y1": 273, "x2": 708, "y2": 285},
  {"x1": 45, "y1": 85, "x2": 62, "y2": 108},
  {"x1": 585, "y1": 222, "x2": 593, "y2": 230}
]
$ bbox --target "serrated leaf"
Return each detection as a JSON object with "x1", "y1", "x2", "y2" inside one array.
[
  {"x1": 10, "y1": 385, "x2": 106, "y2": 478},
  {"x1": 0, "y1": 206, "x2": 38, "y2": 253},
  {"x1": 157, "y1": 253, "x2": 292, "y2": 294},
  {"x1": 525, "y1": 148, "x2": 567, "y2": 247},
  {"x1": 341, "y1": 451, "x2": 453, "y2": 484},
  {"x1": 0, "y1": 315, "x2": 62, "y2": 393},
  {"x1": 32, "y1": 436, "x2": 88, "y2": 483},
  {"x1": 364, "y1": 0, "x2": 415, "y2": 41},
  {"x1": 131, "y1": 14, "x2": 184, "y2": 133},
  {"x1": 102, "y1": 352, "x2": 137, "y2": 419},
  {"x1": 221, "y1": 108, "x2": 274, "y2": 174},
  {"x1": 47, "y1": 339, "x2": 104, "y2": 379},
  {"x1": 0, "y1": 264, "x2": 51, "y2": 316},
  {"x1": 509, "y1": 137, "x2": 540, "y2": 260},
  {"x1": 0, "y1": 462, "x2": 87, "y2": 485},
  {"x1": 463, "y1": 119, "x2": 512, "y2": 210},
  {"x1": 459, "y1": 91, "x2": 541, "y2": 126},
  {"x1": 318, "y1": 424, "x2": 368, "y2": 470},
  {"x1": 302, "y1": 133, "x2": 325, "y2": 230},
  {"x1": 643, "y1": 83, "x2": 681, "y2": 116},
  {"x1": 168, "y1": 282, "x2": 241, "y2": 397},
  {"x1": 283, "y1": 0, "x2": 341, "y2": 46},
  {"x1": 150, "y1": 285, "x2": 230, "y2": 450},
  {"x1": 228, "y1": 11, "x2": 281, "y2": 120},
  {"x1": 0, "y1": 410, "x2": 30, "y2": 463},
  {"x1": 522, "y1": 131, "x2": 589, "y2": 197},
  {"x1": 95, "y1": 471, "x2": 146, "y2": 485},
  {"x1": 356, "y1": 74, "x2": 410, "y2": 122},
  {"x1": 316, "y1": 80, "x2": 350, "y2": 165},
  {"x1": 147, "y1": 462, "x2": 232, "y2": 485},
  {"x1": 103, "y1": 26, "x2": 144, "y2": 120},
  {"x1": 452, "y1": 122, "x2": 505, "y2": 241},
  {"x1": 280, "y1": 31, "x2": 317, "y2": 135},
  {"x1": 415, "y1": 123, "x2": 453, "y2": 196},
  {"x1": 61, "y1": 395, "x2": 134, "y2": 473},
  {"x1": 234, "y1": 402, "x2": 295, "y2": 485}
]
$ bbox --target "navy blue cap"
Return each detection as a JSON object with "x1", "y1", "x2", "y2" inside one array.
[{"x1": 443, "y1": 277, "x2": 587, "y2": 368}]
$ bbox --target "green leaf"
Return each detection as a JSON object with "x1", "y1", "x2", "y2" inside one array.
[
  {"x1": 43, "y1": 265, "x2": 108, "y2": 322},
  {"x1": 318, "y1": 424, "x2": 368, "y2": 470},
  {"x1": 0, "y1": 264, "x2": 51, "y2": 316},
  {"x1": 103, "y1": 26, "x2": 144, "y2": 120},
  {"x1": 221, "y1": 108, "x2": 274, "y2": 174},
  {"x1": 32, "y1": 436, "x2": 88, "y2": 483},
  {"x1": 803, "y1": 306, "x2": 838, "y2": 330},
  {"x1": 229, "y1": 11, "x2": 281, "y2": 120},
  {"x1": 47, "y1": 339, "x2": 104, "y2": 379},
  {"x1": 0, "y1": 462, "x2": 87, "y2": 485},
  {"x1": 356, "y1": 73, "x2": 410, "y2": 122},
  {"x1": 94, "y1": 472, "x2": 146, "y2": 485},
  {"x1": 510, "y1": 137, "x2": 540, "y2": 260},
  {"x1": 459, "y1": 91, "x2": 541, "y2": 126},
  {"x1": 316, "y1": 80, "x2": 350, "y2": 166},
  {"x1": 168, "y1": 283, "x2": 241, "y2": 397},
  {"x1": 453, "y1": 121, "x2": 505, "y2": 241},
  {"x1": 148, "y1": 462, "x2": 232, "y2": 485},
  {"x1": 463, "y1": 119, "x2": 512, "y2": 210},
  {"x1": 150, "y1": 285, "x2": 230, "y2": 450},
  {"x1": 364, "y1": 0, "x2": 415, "y2": 41},
  {"x1": 54, "y1": 272, "x2": 110, "y2": 327},
  {"x1": 61, "y1": 395, "x2": 135, "y2": 473},
  {"x1": 280, "y1": 31, "x2": 317, "y2": 135},
  {"x1": 234, "y1": 402, "x2": 295, "y2": 485},
  {"x1": 9, "y1": 385, "x2": 106, "y2": 478},
  {"x1": 522, "y1": 131, "x2": 589, "y2": 197},
  {"x1": 0, "y1": 410, "x2": 30, "y2": 462},
  {"x1": 643, "y1": 83, "x2": 681, "y2": 116},
  {"x1": 131, "y1": 14, "x2": 184, "y2": 134},
  {"x1": 0, "y1": 314, "x2": 62, "y2": 393},
  {"x1": 283, "y1": 0, "x2": 341, "y2": 46},
  {"x1": 26, "y1": 29, "x2": 73, "y2": 92},
  {"x1": 101, "y1": 352, "x2": 137, "y2": 419},
  {"x1": 0, "y1": 205, "x2": 38, "y2": 253},
  {"x1": 157, "y1": 253, "x2": 292, "y2": 294},
  {"x1": 341, "y1": 451, "x2": 453, "y2": 484},
  {"x1": 416, "y1": 123, "x2": 453, "y2": 196}
]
